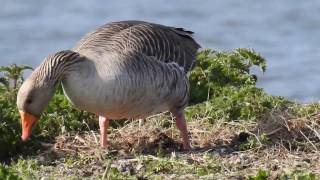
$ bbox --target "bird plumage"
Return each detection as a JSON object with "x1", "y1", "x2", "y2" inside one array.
[
  {"x1": 73, "y1": 20, "x2": 200, "y2": 72},
  {"x1": 17, "y1": 20, "x2": 201, "y2": 150}
]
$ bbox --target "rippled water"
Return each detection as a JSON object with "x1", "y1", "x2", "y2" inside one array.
[{"x1": 1, "y1": 0, "x2": 320, "y2": 102}]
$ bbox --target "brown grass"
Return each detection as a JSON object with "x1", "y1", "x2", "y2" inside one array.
[{"x1": 31, "y1": 111, "x2": 320, "y2": 179}]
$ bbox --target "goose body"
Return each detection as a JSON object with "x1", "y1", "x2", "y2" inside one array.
[
  {"x1": 61, "y1": 51, "x2": 188, "y2": 119},
  {"x1": 17, "y1": 20, "x2": 200, "y2": 150}
]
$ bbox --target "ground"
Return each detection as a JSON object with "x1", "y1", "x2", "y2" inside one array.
[{"x1": 7, "y1": 112, "x2": 320, "y2": 179}]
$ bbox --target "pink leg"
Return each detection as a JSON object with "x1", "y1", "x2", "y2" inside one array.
[
  {"x1": 99, "y1": 116, "x2": 109, "y2": 148},
  {"x1": 172, "y1": 111, "x2": 191, "y2": 150}
]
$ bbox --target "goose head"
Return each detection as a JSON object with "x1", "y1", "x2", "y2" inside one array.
[
  {"x1": 16, "y1": 70, "x2": 56, "y2": 141},
  {"x1": 16, "y1": 50, "x2": 83, "y2": 141}
]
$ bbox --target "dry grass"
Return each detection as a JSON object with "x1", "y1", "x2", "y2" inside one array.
[{"x1": 22, "y1": 111, "x2": 320, "y2": 179}]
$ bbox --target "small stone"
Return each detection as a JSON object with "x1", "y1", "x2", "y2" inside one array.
[{"x1": 303, "y1": 158, "x2": 311, "y2": 164}]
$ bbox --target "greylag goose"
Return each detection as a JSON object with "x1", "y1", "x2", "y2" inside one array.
[{"x1": 16, "y1": 20, "x2": 200, "y2": 150}]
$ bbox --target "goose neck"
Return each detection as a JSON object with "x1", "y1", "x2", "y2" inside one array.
[{"x1": 31, "y1": 50, "x2": 85, "y2": 87}]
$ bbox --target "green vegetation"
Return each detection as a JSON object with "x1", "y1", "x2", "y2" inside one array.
[
  {"x1": 0, "y1": 65, "x2": 96, "y2": 161},
  {"x1": 189, "y1": 48, "x2": 266, "y2": 104},
  {"x1": 0, "y1": 49, "x2": 319, "y2": 179},
  {"x1": 0, "y1": 64, "x2": 33, "y2": 91},
  {"x1": 249, "y1": 169, "x2": 269, "y2": 180},
  {"x1": 0, "y1": 64, "x2": 34, "y2": 160},
  {"x1": 188, "y1": 49, "x2": 288, "y2": 122}
]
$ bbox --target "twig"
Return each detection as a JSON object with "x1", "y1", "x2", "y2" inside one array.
[
  {"x1": 190, "y1": 129, "x2": 211, "y2": 134},
  {"x1": 299, "y1": 130, "x2": 318, "y2": 151},
  {"x1": 83, "y1": 120, "x2": 92, "y2": 131},
  {"x1": 147, "y1": 155, "x2": 161, "y2": 161},
  {"x1": 266, "y1": 128, "x2": 282, "y2": 136},
  {"x1": 91, "y1": 130, "x2": 99, "y2": 145},
  {"x1": 72, "y1": 145, "x2": 89, "y2": 149},
  {"x1": 75, "y1": 135, "x2": 88, "y2": 146},
  {"x1": 39, "y1": 141, "x2": 54, "y2": 147},
  {"x1": 246, "y1": 131, "x2": 263, "y2": 148},
  {"x1": 280, "y1": 116, "x2": 291, "y2": 132},
  {"x1": 102, "y1": 159, "x2": 112, "y2": 180},
  {"x1": 60, "y1": 148, "x2": 77, "y2": 153},
  {"x1": 306, "y1": 124, "x2": 320, "y2": 141},
  {"x1": 146, "y1": 112, "x2": 168, "y2": 120},
  {"x1": 83, "y1": 120, "x2": 99, "y2": 145}
]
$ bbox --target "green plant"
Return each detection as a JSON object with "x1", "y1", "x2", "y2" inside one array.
[
  {"x1": 281, "y1": 170, "x2": 317, "y2": 180},
  {"x1": 0, "y1": 64, "x2": 33, "y2": 90},
  {"x1": 0, "y1": 94, "x2": 23, "y2": 160},
  {"x1": 187, "y1": 49, "x2": 288, "y2": 122},
  {"x1": 0, "y1": 77, "x2": 9, "y2": 91},
  {"x1": 186, "y1": 85, "x2": 288, "y2": 122},
  {"x1": 290, "y1": 103, "x2": 320, "y2": 118},
  {"x1": 238, "y1": 133, "x2": 271, "y2": 151},
  {"x1": 249, "y1": 169, "x2": 269, "y2": 180},
  {"x1": 9, "y1": 159, "x2": 39, "y2": 179},
  {"x1": 35, "y1": 91, "x2": 97, "y2": 139},
  {"x1": 0, "y1": 164, "x2": 21, "y2": 180},
  {"x1": 189, "y1": 48, "x2": 266, "y2": 104},
  {"x1": 0, "y1": 65, "x2": 97, "y2": 160}
]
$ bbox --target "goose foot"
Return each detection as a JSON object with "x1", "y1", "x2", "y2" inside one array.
[
  {"x1": 99, "y1": 116, "x2": 109, "y2": 148},
  {"x1": 172, "y1": 111, "x2": 191, "y2": 151}
]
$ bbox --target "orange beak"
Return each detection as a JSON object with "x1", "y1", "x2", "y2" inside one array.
[{"x1": 19, "y1": 111, "x2": 38, "y2": 141}]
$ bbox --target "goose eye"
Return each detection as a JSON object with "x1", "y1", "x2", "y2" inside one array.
[{"x1": 26, "y1": 99, "x2": 33, "y2": 104}]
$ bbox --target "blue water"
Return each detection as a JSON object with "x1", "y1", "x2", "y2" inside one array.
[{"x1": 1, "y1": 0, "x2": 320, "y2": 102}]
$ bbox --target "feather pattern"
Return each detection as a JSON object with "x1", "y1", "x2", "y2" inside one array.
[
  {"x1": 26, "y1": 20, "x2": 200, "y2": 119},
  {"x1": 61, "y1": 49, "x2": 190, "y2": 119},
  {"x1": 73, "y1": 20, "x2": 201, "y2": 72}
]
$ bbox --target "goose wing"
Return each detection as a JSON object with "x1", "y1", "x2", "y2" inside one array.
[{"x1": 73, "y1": 20, "x2": 201, "y2": 72}]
